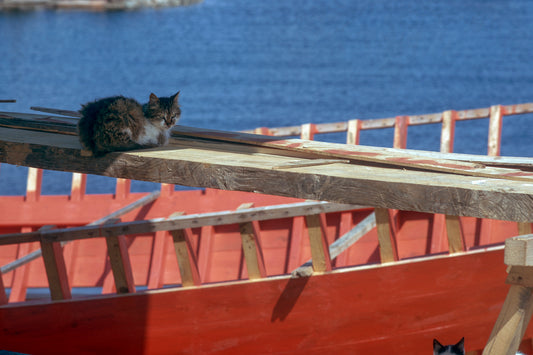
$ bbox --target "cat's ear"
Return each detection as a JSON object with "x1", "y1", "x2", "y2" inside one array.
[
  {"x1": 433, "y1": 339, "x2": 443, "y2": 352},
  {"x1": 172, "y1": 91, "x2": 180, "y2": 104},
  {"x1": 149, "y1": 93, "x2": 159, "y2": 104},
  {"x1": 455, "y1": 337, "x2": 465, "y2": 352}
]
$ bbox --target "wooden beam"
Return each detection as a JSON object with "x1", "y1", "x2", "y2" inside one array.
[
  {"x1": 0, "y1": 201, "x2": 360, "y2": 246},
  {"x1": 103, "y1": 219, "x2": 135, "y2": 294},
  {"x1": 40, "y1": 226, "x2": 71, "y2": 301},
  {"x1": 237, "y1": 203, "x2": 266, "y2": 280},
  {"x1": 1, "y1": 127, "x2": 533, "y2": 222},
  {"x1": 170, "y1": 212, "x2": 201, "y2": 288},
  {"x1": 445, "y1": 215, "x2": 466, "y2": 254},
  {"x1": 304, "y1": 214, "x2": 332, "y2": 273},
  {"x1": 375, "y1": 208, "x2": 398, "y2": 263},
  {"x1": 483, "y1": 284, "x2": 533, "y2": 355}
]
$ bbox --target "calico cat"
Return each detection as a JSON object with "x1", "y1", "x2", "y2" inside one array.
[
  {"x1": 433, "y1": 338, "x2": 464, "y2": 355},
  {"x1": 78, "y1": 92, "x2": 180, "y2": 156}
]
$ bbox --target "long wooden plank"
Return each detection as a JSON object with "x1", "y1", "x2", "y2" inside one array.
[
  {"x1": 0, "y1": 201, "x2": 363, "y2": 246},
  {"x1": 1, "y1": 127, "x2": 533, "y2": 222},
  {"x1": 173, "y1": 126, "x2": 533, "y2": 182},
  {"x1": 2, "y1": 111, "x2": 533, "y2": 177}
]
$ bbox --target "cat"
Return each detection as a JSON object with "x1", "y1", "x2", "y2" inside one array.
[
  {"x1": 433, "y1": 338, "x2": 464, "y2": 355},
  {"x1": 434, "y1": 337, "x2": 526, "y2": 355},
  {"x1": 78, "y1": 91, "x2": 180, "y2": 156}
]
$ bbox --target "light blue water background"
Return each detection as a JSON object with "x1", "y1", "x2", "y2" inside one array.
[{"x1": 1, "y1": 0, "x2": 532, "y2": 194}]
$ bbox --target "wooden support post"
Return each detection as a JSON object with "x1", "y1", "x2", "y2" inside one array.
[
  {"x1": 237, "y1": 203, "x2": 266, "y2": 280},
  {"x1": 445, "y1": 215, "x2": 466, "y2": 254},
  {"x1": 115, "y1": 178, "x2": 131, "y2": 200},
  {"x1": 8, "y1": 227, "x2": 34, "y2": 303},
  {"x1": 147, "y1": 230, "x2": 170, "y2": 290},
  {"x1": 488, "y1": 105, "x2": 503, "y2": 157},
  {"x1": 169, "y1": 213, "x2": 201, "y2": 287},
  {"x1": 441, "y1": 110, "x2": 466, "y2": 253},
  {"x1": 70, "y1": 173, "x2": 86, "y2": 201},
  {"x1": 375, "y1": 208, "x2": 399, "y2": 263},
  {"x1": 25, "y1": 167, "x2": 43, "y2": 202},
  {"x1": 103, "y1": 219, "x2": 135, "y2": 294},
  {"x1": 40, "y1": 226, "x2": 71, "y2": 301},
  {"x1": 346, "y1": 119, "x2": 361, "y2": 145},
  {"x1": 484, "y1": 234, "x2": 533, "y2": 355},
  {"x1": 197, "y1": 225, "x2": 214, "y2": 283},
  {"x1": 518, "y1": 223, "x2": 532, "y2": 236},
  {"x1": 301, "y1": 123, "x2": 317, "y2": 140},
  {"x1": 393, "y1": 116, "x2": 408, "y2": 149},
  {"x1": 304, "y1": 214, "x2": 332, "y2": 272}
]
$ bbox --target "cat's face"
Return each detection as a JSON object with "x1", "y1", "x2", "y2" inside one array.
[
  {"x1": 433, "y1": 338, "x2": 465, "y2": 355},
  {"x1": 146, "y1": 92, "x2": 181, "y2": 129}
]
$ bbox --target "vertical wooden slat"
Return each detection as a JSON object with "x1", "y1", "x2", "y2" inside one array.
[
  {"x1": 488, "y1": 105, "x2": 504, "y2": 157},
  {"x1": 335, "y1": 211, "x2": 353, "y2": 267},
  {"x1": 441, "y1": 110, "x2": 456, "y2": 153},
  {"x1": 518, "y1": 223, "x2": 532, "y2": 236},
  {"x1": 304, "y1": 214, "x2": 332, "y2": 272},
  {"x1": 103, "y1": 219, "x2": 135, "y2": 294},
  {"x1": 40, "y1": 226, "x2": 71, "y2": 301},
  {"x1": 70, "y1": 173, "x2": 86, "y2": 201},
  {"x1": 8, "y1": 228, "x2": 33, "y2": 303},
  {"x1": 375, "y1": 208, "x2": 399, "y2": 263},
  {"x1": 170, "y1": 212, "x2": 201, "y2": 288},
  {"x1": 301, "y1": 123, "x2": 317, "y2": 140},
  {"x1": 393, "y1": 116, "x2": 408, "y2": 149},
  {"x1": 115, "y1": 178, "x2": 131, "y2": 200},
  {"x1": 480, "y1": 105, "x2": 504, "y2": 246},
  {"x1": 197, "y1": 225, "x2": 215, "y2": 283},
  {"x1": 25, "y1": 167, "x2": 43, "y2": 202},
  {"x1": 445, "y1": 215, "x2": 466, "y2": 254},
  {"x1": 237, "y1": 203, "x2": 266, "y2": 280},
  {"x1": 346, "y1": 119, "x2": 361, "y2": 145},
  {"x1": 440, "y1": 110, "x2": 466, "y2": 253},
  {"x1": 286, "y1": 215, "x2": 306, "y2": 272},
  {"x1": 147, "y1": 231, "x2": 170, "y2": 290}
]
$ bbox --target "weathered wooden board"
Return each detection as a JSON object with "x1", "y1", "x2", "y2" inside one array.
[{"x1": 0, "y1": 127, "x2": 532, "y2": 222}]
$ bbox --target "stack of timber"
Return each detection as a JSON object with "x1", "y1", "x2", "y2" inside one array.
[{"x1": 0, "y1": 103, "x2": 532, "y2": 354}]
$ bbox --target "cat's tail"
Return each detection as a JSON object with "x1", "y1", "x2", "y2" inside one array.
[{"x1": 78, "y1": 104, "x2": 98, "y2": 154}]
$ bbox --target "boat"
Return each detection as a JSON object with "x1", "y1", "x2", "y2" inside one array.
[{"x1": 0, "y1": 103, "x2": 532, "y2": 354}]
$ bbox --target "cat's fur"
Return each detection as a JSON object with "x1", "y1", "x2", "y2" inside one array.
[
  {"x1": 78, "y1": 92, "x2": 180, "y2": 156},
  {"x1": 433, "y1": 338, "x2": 464, "y2": 355}
]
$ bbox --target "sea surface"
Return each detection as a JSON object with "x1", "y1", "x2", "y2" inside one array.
[{"x1": 1, "y1": 0, "x2": 533, "y2": 195}]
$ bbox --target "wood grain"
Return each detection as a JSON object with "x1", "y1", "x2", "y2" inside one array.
[{"x1": 0, "y1": 127, "x2": 533, "y2": 222}]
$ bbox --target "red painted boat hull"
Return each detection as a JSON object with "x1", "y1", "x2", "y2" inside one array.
[{"x1": 1, "y1": 247, "x2": 529, "y2": 354}]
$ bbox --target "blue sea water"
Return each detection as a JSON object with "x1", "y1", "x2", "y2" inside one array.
[{"x1": 0, "y1": 0, "x2": 532, "y2": 195}]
